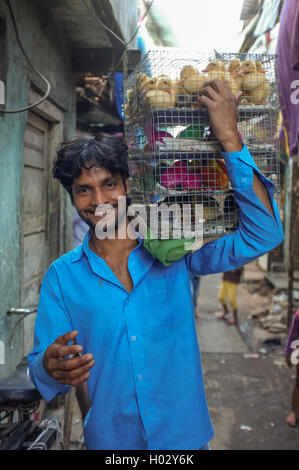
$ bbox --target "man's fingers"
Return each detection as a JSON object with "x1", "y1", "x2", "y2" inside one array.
[
  {"x1": 235, "y1": 90, "x2": 243, "y2": 105},
  {"x1": 54, "y1": 330, "x2": 78, "y2": 346},
  {"x1": 52, "y1": 360, "x2": 95, "y2": 383},
  {"x1": 59, "y1": 372, "x2": 91, "y2": 387},
  {"x1": 51, "y1": 354, "x2": 93, "y2": 371},
  {"x1": 198, "y1": 85, "x2": 218, "y2": 101},
  {"x1": 197, "y1": 94, "x2": 215, "y2": 107},
  {"x1": 49, "y1": 344, "x2": 83, "y2": 359}
]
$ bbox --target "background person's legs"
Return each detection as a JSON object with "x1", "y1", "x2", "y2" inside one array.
[
  {"x1": 217, "y1": 280, "x2": 229, "y2": 320},
  {"x1": 286, "y1": 364, "x2": 299, "y2": 427},
  {"x1": 226, "y1": 281, "x2": 238, "y2": 325}
]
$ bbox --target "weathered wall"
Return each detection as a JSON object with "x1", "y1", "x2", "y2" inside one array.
[{"x1": 0, "y1": 0, "x2": 75, "y2": 377}]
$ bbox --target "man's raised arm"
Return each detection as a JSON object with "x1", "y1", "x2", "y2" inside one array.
[{"x1": 185, "y1": 79, "x2": 283, "y2": 275}]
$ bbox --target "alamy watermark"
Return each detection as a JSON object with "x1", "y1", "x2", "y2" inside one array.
[
  {"x1": 290, "y1": 80, "x2": 299, "y2": 105},
  {"x1": 93, "y1": 196, "x2": 204, "y2": 251},
  {"x1": 290, "y1": 340, "x2": 299, "y2": 366},
  {"x1": 0, "y1": 80, "x2": 5, "y2": 105}
]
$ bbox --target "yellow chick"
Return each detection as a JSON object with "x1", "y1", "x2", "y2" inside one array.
[
  {"x1": 240, "y1": 60, "x2": 270, "y2": 105},
  {"x1": 183, "y1": 73, "x2": 206, "y2": 95},
  {"x1": 144, "y1": 88, "x2": 176, "y2": 109},
  {"x1": 239, "y1": 60, "x2": 269, "y2": 105},
  {"x1": 255, "y1": 62, "x2": 266, "y2": 74},
  {"x1": 126, "y1": 88, "x2": 134, "y2": 101},
  {"x1": 203, "y1": 61, "x2": 225, "y2": 81},
  {"x1": 136, "y1": 73, "x2": 149, "y2": 93},
  {"x1": 124, "y1": 102, "x2": 133, "y2": 122},
  {"x1": 228, "y1": 59, "x2": 241, "y2": 77},
  {"x1": 178, "y1": 65, "x2": 206, "y2": 96},
  {"x1": 156, "y1": 76, "x2": 175, "y2": 94},
  {"x1": 180, "y1": 65, "x2": 198, "y2": 80},
  {"x1": 142, "y1": 77, "x2": 160, "y2": 94},
  {"x1": 223, "y1": 59, "x2": 242, "y2": 95}
]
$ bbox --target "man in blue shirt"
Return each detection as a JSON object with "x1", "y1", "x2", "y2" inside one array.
[{"x1": 28, "y1": 80, "x2": 283, "y2": 450}]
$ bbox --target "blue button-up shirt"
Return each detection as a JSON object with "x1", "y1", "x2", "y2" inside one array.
[{"x1": 28, "y1": 145, "x2": 283, "y2": 450}]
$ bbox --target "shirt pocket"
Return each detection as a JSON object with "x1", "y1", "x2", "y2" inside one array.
[{"x1": 148, "y1": 276, "x2": 182, "y2": 295}]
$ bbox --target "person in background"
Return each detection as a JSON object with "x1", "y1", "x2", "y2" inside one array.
[
  {"x1": 217, "y1": 267, "x2": 243, "y2": 325},
  {"x1": 285, "y1": 310, "x2": 299, "y2": 427}
]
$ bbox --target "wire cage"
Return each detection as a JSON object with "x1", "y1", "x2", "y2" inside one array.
[{"x1": 124, "y1": 49, "x2": 280, "y2": 243}]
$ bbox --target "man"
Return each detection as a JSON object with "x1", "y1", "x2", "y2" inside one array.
[{"x1": 28, "y1": 80, "x2": 283, "y2": 450}]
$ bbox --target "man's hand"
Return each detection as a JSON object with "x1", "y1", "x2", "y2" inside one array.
[
  {"x1": 198, "y1": 79, "x2": 275, "y2": 217},
  {"x1": 198, "y1": 79, "x2": 243, "y2": 152},
  {"x1": 43, "y1": 331, "x2": 95, "y2": 387}
]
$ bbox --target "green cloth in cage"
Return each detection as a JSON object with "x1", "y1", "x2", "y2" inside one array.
[
  {"x1": 178, "y1": 123, "x2": 204, "y2": 140},
  {"x1": 143, "y1": 229, "x2": 195, "y2": 267}
]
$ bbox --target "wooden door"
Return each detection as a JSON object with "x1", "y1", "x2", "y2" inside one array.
[{"x1": 21, "y1": 112, "x2": 49, "y2": 356}]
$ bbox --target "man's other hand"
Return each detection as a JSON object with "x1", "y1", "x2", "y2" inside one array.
[
  {"x1": 43, "y1": 331, "x2": 95, "y2": 386},
  {"x1": 198, "y1": 79, "x2": 243, "y2": 152}
]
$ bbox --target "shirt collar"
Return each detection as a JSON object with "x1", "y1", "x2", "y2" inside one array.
[{"x1": 70, "y1": 229, "x2": 154, "y2": 291}]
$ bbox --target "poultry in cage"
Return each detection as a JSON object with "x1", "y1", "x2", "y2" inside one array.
[{"x1": 124, "y1": 50, "x2": 279, "y2": 243}]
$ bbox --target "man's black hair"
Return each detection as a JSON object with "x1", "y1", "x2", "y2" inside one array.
[{"x1": 53, "y1": 135, "x2": 129, "y2": 201}]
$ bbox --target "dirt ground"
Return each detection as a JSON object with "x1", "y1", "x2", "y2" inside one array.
[{"x1": 197, "y1": 262, "x2": 299, "y2": 450}]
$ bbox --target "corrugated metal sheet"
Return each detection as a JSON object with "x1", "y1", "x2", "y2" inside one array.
[{"x1": 240, "y1": 0, "x2": 261, "y2": 21}]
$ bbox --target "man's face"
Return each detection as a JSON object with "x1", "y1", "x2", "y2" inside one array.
[{"x1": 72, "y1": 165, "x2": 130, "y2": 235}]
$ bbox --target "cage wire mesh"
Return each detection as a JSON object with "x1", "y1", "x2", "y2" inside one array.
[{"x1": 124, "y1": 49, "x2": 280, "y2": 243}]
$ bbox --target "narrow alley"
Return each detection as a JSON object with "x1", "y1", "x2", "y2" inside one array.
[{"x1": 197, "y1": 263, "x2": 299, "y2": 450}]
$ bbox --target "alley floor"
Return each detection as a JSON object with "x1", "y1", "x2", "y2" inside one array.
[{"x1": 197, "y1": 265, "x2": 299, "y2": 450}]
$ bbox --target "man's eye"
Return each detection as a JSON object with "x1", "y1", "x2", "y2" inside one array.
[
  {"x1": 105, "y1": 182, "x2": 116, "y2": 189},
  {"x1": 78, "y1": 187, "x2": 89, "y2": 193}
]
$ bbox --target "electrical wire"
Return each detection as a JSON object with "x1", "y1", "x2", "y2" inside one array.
[
  {"x1": 113, "y1": 0, "x2": 155, "y2": 74},
  {"x1": 82, "y1": 0, "x2": 154, "y2": 71},
  {"x1": 83, "y1": 0, "x2": 126, "y2": 46},
  {"x1": 1, "y1": 0, "x2": 51, "y2": 114}
]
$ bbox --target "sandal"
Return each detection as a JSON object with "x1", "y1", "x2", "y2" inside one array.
[
  {"x1": 217, "y1": 313, "x2": 228, "y2": 320},
  {"x1": 227, "y1": 317, "x2": 237, "y2": 325}
]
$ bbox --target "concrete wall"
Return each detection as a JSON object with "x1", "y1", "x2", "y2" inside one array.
[{"x1": 0, "y1": 0, "x2": 76, "y2": 377}]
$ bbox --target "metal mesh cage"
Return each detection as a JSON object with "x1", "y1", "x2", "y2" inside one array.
[{"x1": 124, "y1": 49, "x2": 280, "y2": 243}]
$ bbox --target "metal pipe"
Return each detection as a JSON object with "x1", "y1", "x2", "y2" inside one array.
[
  {"x1": 7, "y1": 307, "x2": 38, "y2": 350},
  {"x1": 7, "y1": 307, "x2": 38, "y2": 316}
]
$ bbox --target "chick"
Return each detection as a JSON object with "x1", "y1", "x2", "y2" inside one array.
[
  {"x1": 142, "y1": 77, "x2": 159, "y2": 94},
  {"x1": 144, "y1": 88, "x2": 176, "y2": 109},
  {"x1": 126, "y1": 88, "x2": 134, "y2": 101},
  {"x1": 203, "y1": 61, "x2": 225, "y2": 81},
  {"x1": 136, "y1": 73, "x2": 149, "y2": 93},
  {"x1": 255, "y1": 62, "x2": 266, "y2": 74},
  {"x1": 183, "y1": 74, "x2": 206, "y2": 95},
  {"x1": 156, "y1": 76, "x2": 177, "y2": 96},
  {"x1": 124, "y1": 102, "x2": 133, "y2": 122},
  {"x1": 177, "y1": 65, "x2": 206, "y2": 98},
  {"x1": 239, "y1": 60, "x2": 269, "y2": 105},
  {"x1": 180, "y1": 65, "x2": 198, "y2": 80},
  {"x1": 228, "y1": 59, "x2": 241, "y2": 77},
  {"x1": 223, "y1": 59, "x2": 242, "y2": 95}
]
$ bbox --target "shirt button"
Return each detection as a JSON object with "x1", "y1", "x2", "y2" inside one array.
[
  {"x1": 138, "y1": 374, "x2": 143, "y2": 381},
  {"x1": 241, "y1": 177, "x2": 247, "y2": 183},
  {"x1": 131, "y1": 336, "x2": 136, "y2": 341}
]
